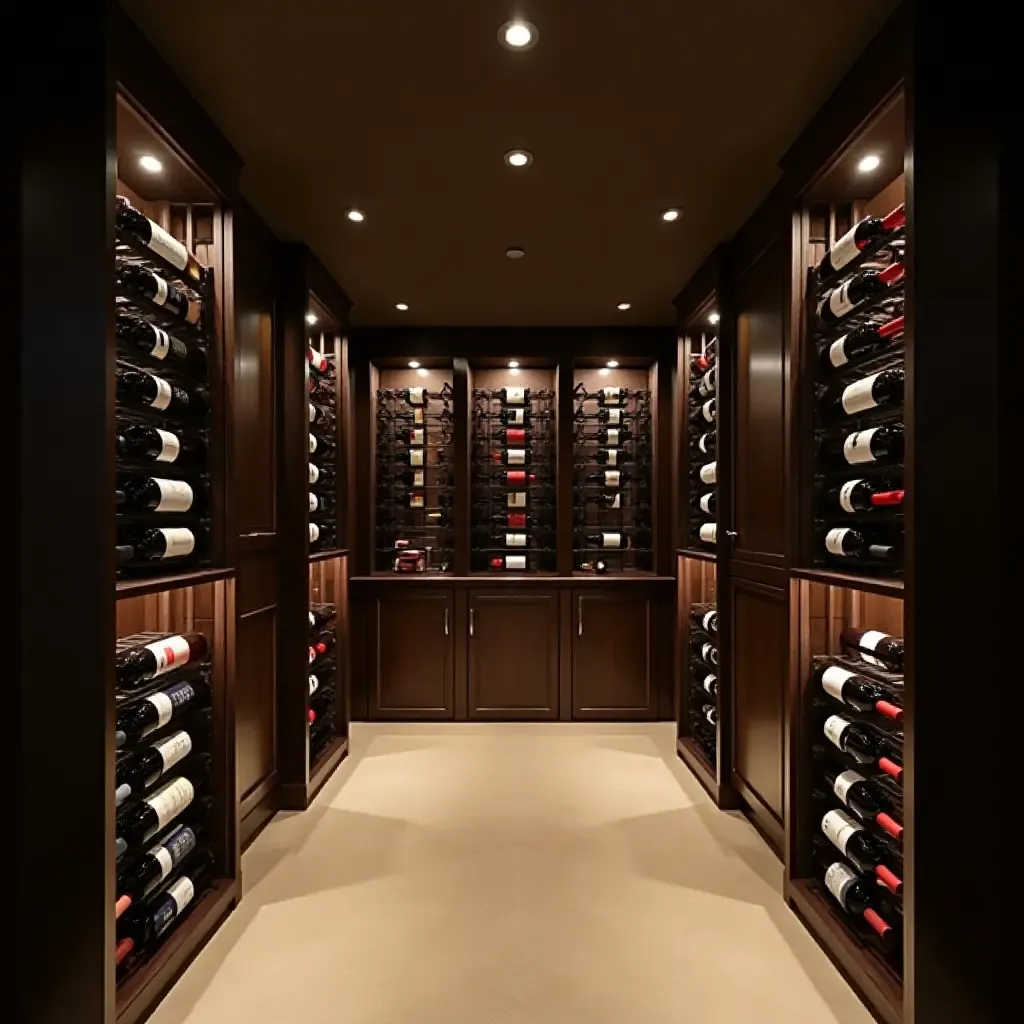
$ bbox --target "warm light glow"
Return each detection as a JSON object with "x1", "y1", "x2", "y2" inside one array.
[
  {"x1": 508, "y1": 361, "x2": 520, "y2": 368},
  {"x1": 501, "y1": 20, "x2": 536, "y2": 49},
  {"x1": 606, "y1": 360, "x2": 619, "y2": 368},
  {"x1": 599, "y1": 368, "x2": 611, "y2": 377},
  {"x1": 661, "y1": 208, "x2": 680, "y2": 222},
  {"x1": 505, "y1": 150, "x2": 533, "y2": 168},
  {"x1": 857, "y1": 154, "x2": 881, "y2": 173},
  {"x1": 708, "y1": 312, "x2": 720, "y2": 325},
  {"x1": 139, "y1": 154, "x2": 163, "y2": 174},
  {"x1": 408, "y1": 361, "x2": 420, "y2": 369},
  {"x1": 346, "y1": 208, "x2": 366, "y2": 222},
  {"x1": 396, "y1": 303, "x2": 409, "y2": 311},
  {"x1": 506, "y1": 247, "x2": 526, "y2": 259},
  {"x1": 306, "y1": 313, "x2": 318, "y2": 325},
  {"x1": 617, "y1": 303, "x2": 631, "y2": 311},
  {"x1": 417, "y1": 367, "x2": 429, "y2": 377}
]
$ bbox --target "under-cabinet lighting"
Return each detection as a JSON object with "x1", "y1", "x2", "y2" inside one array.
[{"x1": 139, "y1": 154, "x2": 163, "y2": 174}]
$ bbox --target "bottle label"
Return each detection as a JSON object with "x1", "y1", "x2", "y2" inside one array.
[
  {"x1": 158, "y1": 528, "x2": 196, "y2": 559},
  {"x1": 602, "y1": 532, "x2": 622, "y2": 549},
  {"x1": 826, "y1": 280, "x2": 857, "y2": 319},
  {"x1": 821, "y1": 665, "x2": 855, "y2": 700},
  {"x1": 149, "y1": 375, "x2": 173, "y2": 411},
  {"x1": 506, "y1": 449, "x2": 526, "y2": 465},
  {"x1": 141, "y1": 680, "x2": 195, "y2": 733},
  {"x1": 409, "y1": 429, "x2": 424, "y2": 445},
  {"x1": 309, "y1": 674, "x2": 319, "y2": 695},
  {"x1": 506, "y1": 408, "x2": 525, "y2": 425},
  {"x1": 605, "y1": 428, "x2": 620, "y2": 445},
  {"x1": 608, "y1": 492, "x2": 621, "y2": 509},
  {"x1": 834, "y1": 769, "x2": 866, "y2": 804},
  {"x1": 152, "y1": 876, "x2": 196, "y2": 937},
  {"x1": 699, "y1": 493, "x2": 713, "y2": 514},
  {"x1": 309, "y1": 434, "x2": 317, "y2": 454},
  {"x1": 504, "y1": 387, "x2": 526, "y2": 405},
  {"x1": 841, "y1": 372, "x2": 883, "y2": 415},
  {"x1": 146, "y1": 221, "x2": 190, "y2": 271},
  {"x1": 702, "y1": 400, "x2": 715, "y2": 423},
  {"x1": 142, "y1": 635, "x2": 193, "y2": 676},
  {"x1": 828, "y1": 225, "x2": 863, "y2": 275},
  {"x1": 145, "y1": 777, "x2": 195, "y2": 830},
  {"x1": 604, "y1": 470, "x2": 621, "y2": 487},
  {"x1": 308, "y1": 464, "x2": 319, "y2": 484},
  {"x1": 151, "y1": 275, "x2": 169, "y2": 306},
  {"x1": 409, "y1": 493, "x2": 425, "y2": 509},
  {"x1": 857, "y1": 630, "x2": 889, "y2": 667},
  {"x1": 704, "y1": 706, "x2": 715, "y2": 724},
  {"x1": 506, "y1": 532, "x2": 527, "y2": 547},
  {"x1": 147, "y1": 325, "x2": 171, "y2": 360},
  {"x1": 308, "y1": 403, "x2": 316, "y2": 424},
  {"x1": 154, "y1": 429, "x2": 181, "y2": 463},
  {"x1": 699, "y1": 523, "x2": 716, "y2": 543},
  {"x1": 828, "y1": 336, "x2": 850, "y2": 368},
  {"x1": 153, "y1": 478, "x2": 194, "y2": 513},
  {"x1": 823, "y1": 714, "x2": 852, "y2": 749},
  {"x1": 151, "y1": 730, "x2": 193, "y2": 773},
  {"x1": 703, "y1": 674, "x2": 716, "y2": 693},
  {"x1": 838, "y1": 479, "x2": 864, "y2": 514},
  {"x1": 700, "y1": 461, "x2": 717, "y2": 484},
  {"x1": 309, "y1": 493, "x2": 318, "y2": 512},
  {"x1": 309, "y1": 523, "x2": 320, "y2": 542},
  {"x1": 409, "y1": 448, "x2": 424, "y2": 467},
  {"x1": 821, "y1": 808, "x2": 862, "y2": 854},
  {"x1": 116, "y1": 782, "x2": 132, "y2": 807},
  {"x1": 842, "y1": 427, "x2": 879, "y2": 465},
  {"x1": 702, "y1": 643, "x2": 715, "y2": 664},
  {"x1": 407, "y1": 387, "x2": 426, "y2": 406},
  {"x1": 825, "y1": 528, "x2": 851, "y2": 556},
  {"x1": 413, "y1": 408, "x2": 424, "y2": 425},
  {"x1": 698, "y1": 432, "x2": 711, "y2": 453},
  {"x1": 602, "y1": 387, "x2": 622, "y2": 405},
  {"x1": 702, "y1": 610, "x2": 716, "y2": 632},
  {"x1": 606, "y1": 408, "x2": 622, "y2": 425},
  {"x1": 411, "y1": 470, "x2": 425, "y2": 487},
  {"x1": 605, "y1": 449, "x2": 619, "y2": 467},
  {"x1": 824, "y1": 860, "x2": 858, "y2": 909},
  {"x1": 507, "y1": 492, "x2": 527, "y2": 508},
  {"x1": 505, "y1": 554, "x2": 527, "y2": 570}
]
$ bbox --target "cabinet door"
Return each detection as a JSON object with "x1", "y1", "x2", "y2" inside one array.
[
  {"x1": 572, "y1": 591, "x2": 653, "y2": 720},
  {"x1": 729, "y1": 576, "x2": 787, "y2": 851},
  {"x1": 468, "y1": 589, "x2": 558, "y2": 720},
  {"x1": 370, "y1": 590, "x2": 454, "y2": 719}
]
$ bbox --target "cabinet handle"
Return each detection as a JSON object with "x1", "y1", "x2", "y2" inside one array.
[
  {"x1": 725, "y1": 530, "x2": 738, "y2": 538},
  {"x1": 444, "y1": 607, "x2": 449, "y2": 636},
  {"x1": 578, "y1": 597, "x2": 583, "y2": 635},
  {"x1": 469, "y1": 608, "x2": 475, "y2": 637}
]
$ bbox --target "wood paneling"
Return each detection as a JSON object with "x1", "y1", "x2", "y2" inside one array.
[
  {"x1": 468, "y1": 589, "x2": 558, "y2": 719},
  {"x1": 236, "y1": 605, "x2": 277, "y2": 801}
]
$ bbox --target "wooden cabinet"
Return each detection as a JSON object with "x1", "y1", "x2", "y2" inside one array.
[
  {"x1": 467, "y1": 589, "x2": 559, "y2": 719},
  {"x1": 572, "y1": 590, "x2": 653, "y2": 720},
  {"x1": 369, "y1": 590, "x2": 454, "y2": 719}
]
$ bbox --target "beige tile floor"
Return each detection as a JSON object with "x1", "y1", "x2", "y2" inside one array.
[{"x1": 149, "y1": 723, "x2": 874, "y2": 1024}]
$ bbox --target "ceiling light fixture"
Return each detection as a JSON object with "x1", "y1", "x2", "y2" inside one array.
[
  {"x1": 346, "y1": 208, "x2": 366, "y2": 222},
  {"x1": 606, "y1": 360, "x2": 619, "y2": 368},
  {"x1": 395, "y1": 303, "x2": 409, "y2": 311},
  {"x1": 408, "y1": 361, "x2": 420, "y2": 369},
  {"x1": 661, "y1": 208, "x2": 680, "y2": 222},
  {"x1": 139, "y1": 154, "x2": 163, "y2": 174},
  {"x1": 506, "y1": 247, "x2": 526, "y2": 259},
  {"x1": 508, "y1": 361, "x2": 520, "y2": 368},
  {"x1": 617, "y1": 303, "x2": 631, "y2": 311},
  {"x1": 857, "y1": 153, "x2": 881, "y2": 174},
  {"x1": 504, "y1": 149, "x2": 533, "y2": 168},
  {"x1": 306, "y1": 312, "x2": 318, "y2": 325},
  {"x1": 708, "y1": 312, "x2": 720, "y2": 325},
  {"x1": 499, "y1": 20, "x2": 538, "y2": 50}
]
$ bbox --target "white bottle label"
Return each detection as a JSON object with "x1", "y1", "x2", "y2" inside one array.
[
  {"x1": 152, "y1": 730, "x2": 193, "y2": 772},
  {"x1": 602, "y1": 532, "x2": 622, "y2": 549},
  {"x1": 834, "y1": 769, "x2": 866, "y2": 804},
  {"x1": 149, "y1": 375, "x2": 173, "y2": 411},
  {"x1": 309, "y1": 523, "x2": 320, "y2": 542},
  {"x1": 842, "y1": 427, "x2": 879, "y2": 465},
  {"x1": 702, "y1": 610, "x2": 716, "y2": 632},
  {"x1": 704, "y1": 706, "x2": 716, "y2": 724},
  {"x1": 166, "y1": 875, "x2": 196, "y2": 916},
  {"x1": 826, "y1": 280, "x2": 857, "y2": 319},
  {"x1": 699, "y1": 461, "x2": 717, "y2": 485},
  {"x1": 146, "y1": 777, "x2": 195, "y2": 829},
  {"x1": 606, "y1": 408, "x2": 622, "y2": 425},
  {"x1": 699, "y1": 493, "x2": 714, "y2": 514},
  {"x1": 823, "y1": 713, "x2": 852, "y2": 748},
  {"x1": 309, "y1": 493, "x2": 318, "y2": 512},
  {"x1": 410, "y1": 470, "x2": 424, "y2": 488},
  {"x1": 838, "y1": 479, "x2": 864, "y2": 514},
  {"x1": 508, "y1": 492, "x2": 527, "y2": 508},
  {"x1": 604, "y1": 470, "x2": 621, "y2": 487},
  {"x1": 824, "y1": 860, "x2": 858, "y2": 909},
  {"x1": 148, "y1": 325, "x2": 170, "y2": 359},
  {"x1": 153, "y1": 478, "x2": 194, "y2": 513},
  {"x1": 409, "y1": 493, "x2": 425, "y2": 508},
  {"x1": 145, "y1": 691, "x2": 174, "y2": 729},
  {"x1": 407, "y1": 387, "x2": 426, "y2": 406},
  {"x1": 413, "y1": 408, "x2": 424, "y2": 425},
  {"x1": 699, "y1": 523, "x2": 717, "y2": 544},
  {"x1": 150, "y1": 845, "x2": 174, "y2": 882},
  {"x1": 608, "y1": 492, "x2": 621, "y2": 509},
  {"x1": 506, "y1": 533, "x2": 527, "y2": 547},
  {"x1": 308, "y1": 612, "x2": 316, "y2": 628},
  {"x1": 825, "y1": 527, "x2": 852, "y2": 556},
  {"x1": 506, "y1": 408, "x2": 525, "y2": 425},
  {"x1": 857, "y1": 630, "x2": 889, "y2": 667},
  {"x1": 702, "y1": 643, "x2": 715, "y2": 664},
  {"x1": 142, "y1": 635, "x2": 193, "y2": 675},
  {"x1": 507, "y1": 449, "x2": 526, "y2": 465},
  {"x1": 158, "y1": 527, "x2": 196, "y2": 559},
  {"x1": 702, "y1": 400, "x2": 715, "y2": 423},
  {"x1": 309, "y1": 464, "x2": 320, "y2": 484},
  {"x1": 504, "y1": 387, "x2": 526, "y2": 405},
  {"x1": 841, "y1": 372, "x2": 883, "y2": 415},
  {"x1": 146, "y1": 221, "x2": 190, "y2": 271},
  {"x1": 605, "y1": 428, "x2": 620, "y2": 445},
  {"x1": 602, "y1": 387, "x2": 622, "y2": 405},
  {"x1": 309, "y1": 674, "x2": 319, "y2": 695},
  {"x1": 309, "y1": 434, "x2": 317, "y2": 454},
  {"x1": 154, "y1": 429, "x2": 181, "y2": 463},
  {"x1": 151, "y1": 275, "x2": 169, "y2": 306},
  {"x1": 703, "y1": 674, "x2": 717, "y2": 694},
  {"x1": 409, "y1": 448, "x2": 425, "y2": 467},
  {"x1": 308, "y1": 403, "x2": 316, "y2": 424},
  {"x1": 821, "y1": 808, "x2": 862, "y2": 855},
  {"x1": 821, "y1": 665, "x2": 855, "y2": 701},
  {"x1": 698, "y1": 433, "x2": 711, "y2": 453},
  {"x1": 828, "y1": 336, "x2": 850, "y2": 368},
  {"x1": 828, "y1": 225, "x2": 863, "y2": 275},
  {"x1": 505, "y1": 554, "x2": 527, "y2": 570},
  {"x1": 409, "y1": 429, "x2": 424, "y2": 446},
  {"x1": 605, "y1": 449, "x2": 619, "y2": 467}
]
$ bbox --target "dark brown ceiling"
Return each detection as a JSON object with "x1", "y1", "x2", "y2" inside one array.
[{"x1": 120, "y1": 0, "x2": 899, "y2": 326}]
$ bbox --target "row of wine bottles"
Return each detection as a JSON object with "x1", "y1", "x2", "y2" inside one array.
[
  {"x1": 308, "y1": 337, "x2": 338, "y2": 553},
  {"x1": 688, "y1": 329, "x2": 718, "y2": 550},
  {"x1": 687, "y1": 601, "x2": 718, "y2": 763},
  {"x1": 308, "y1": 603, "x2": 339, "y2": 765}
]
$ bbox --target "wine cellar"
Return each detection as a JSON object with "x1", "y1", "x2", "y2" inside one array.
[{"x1": 19, "y1": 5, "x2": 1003, "y2": 1024}]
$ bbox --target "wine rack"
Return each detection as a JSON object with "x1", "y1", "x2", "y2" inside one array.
[
  {"x1": 308, "y1": 334, "x2": 339, "y2": 554},
  {"x1": 810, "y1": 207, "x2": 906, "y2": 577},
  {"x1": 687, "y1": 603, "x2": 719, "y2": 767},
  {"x1": 471, "y1": 385, "x2": 557, "y2": 572},
  {"x1": 375, "y1": 383, "x2": 454, "y2": 572},
  {"x1": 572, "y1": 383, "x2": 653, "y2": 572},
  {"x1": 115, "y1": 197, "x2": 213, "y2": 578},
  {"x1": 307, "y1": 601, "x2": 338, "y2": 768},
  {"x1": 687, "y1": 328, "x2": 718, "y2": 551}
]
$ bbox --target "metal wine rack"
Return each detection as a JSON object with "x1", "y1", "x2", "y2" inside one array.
[
  {"x1": 375, "y1": 384, "x2": 454, "y2": 572},
  {"x1": 687, "y1": 603, "x2": 718, "y2": 767},
  {"x1": 688, "y1": 333, "x2": 718, "y2": 551},
  {"x1": 471, "y1": 387, "x2": 556, "y2": 572},
  {"x1": 308, "y1": 341, "x2": 338, "y2": 554},
  {"x1": 572, "y1": 384, "x2": 653, "y2": 573},
  {"x1": 307, "y1": 604, "x2": 338, "y2": 768}
]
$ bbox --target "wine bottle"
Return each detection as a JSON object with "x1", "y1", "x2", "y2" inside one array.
[
  {"x1": 120, "y1": 474, "x2": 206, "y2": 514},
  {"x1": 695, "y1": 369, "x2": 716, "y2": 397},
  {"x1": 815, "y1": 766, "x2": 903, "y2": 840},
  {"x1": 117, "y1": 424, "x2": 206, "y2": 467},
  {"x1": 698, "y1": 523, "x2": 717, "y2": 545},
  {"x1": 494, "y1": 470, "x2": 535, "y2": 486},
  {"x1": 841, "y1": 628, "x2": 905, "y2": 674},
  {"x1": 116, "y1": 368, "x2": 208, "y2": 418},
  {"x1": 308, "y1": 673, "x2": 320, "y2": 696},
  {"x1": 116, "y1": 196, "x2": 206, "y2": 284},
  {"x1": 116, "y1": 313, "x2": 206, "y2": 372},
  {"x1": 309, "y1": 402, "x2": 334, "y2": 427},
  {"x1": 814, "y1": 849, "x2": 898, "y2": 948},
  {"x1": 117, "y1": 633, "x2": 209, "y2": 691},
  {"x1": 119, "y1": 524, "x2": 205, "y2": 563},
  {"x1": 823, "y1": 714, "x2": 903, "y2": 780},
  {"x1": 497, "y1": 407, "x2": 529, "y2": 426},
  {"x1": 577, "y1": 559, "x2": 608, "y2": 574},
  {"x1": 690, "y1": 399, "x2": 716, "y2": 424},
  {"x1": 308, "y1": 462, "x2": 334, "y2": 485},
  {"x1": 691, "y1": 352, "x2": 710, "y2": 373},
  {"x1": 597, "y1": 407, "x2": 627, "y2": 425},
  {"x1": 583, "y1": 469, "x2": 635, "y2": 488},
  {"x1": 309, "y1": 604, "x2": 336, "y2": 630},
  {"x1": 596, "y1": 387, "x2": 627, "y2": 406},
  {"x1": 824, "y1": 479, "x2": 904, "y2": 515},
  {"x1": 595, "y1": 427, "x2": 633, "y2": 445},
  {"x1": 583, "y1": 532, "x2": 627, "y2": 549},
  {"x1": 817, "y1": 205, "x2": 906, "y2": 280},
  {"x1": 116, "y1": 264, "x2": 201, "y2": 325},
  {"x1": 499, "y1": 387, "x2": 530, "y2": 405},
  {"x1": 116, "y1": 680, "x2": 209, "y2": 747},
  {"x1": 400, "y1": 387, "x2": 427, "y2": 406},
  {"x1": 694, "y1": 430, "x2": 716, "y2": 455},
  {"x1": 817, "y1": 262, "x2": 905, "y2": 325},
  {"x1": 490, "y1": 428, "x2": 530, "y2": 444},
  {"x1": 821, "y1": 315, "x2": 905, "y2": 371},
  {"x1": 815, "y1": 662, "x2": 902, "y2": 720},
  {"x1": 490, "y1": 555, "x2": 527, "y2": 570},
  {"x1": 593, "y1": 448, "x2": 632, "y2": 467},
  {"x1": 819, "y1": 423, "x2": 904, "y2": 469},
  {"x1": 309, "y1": 523, "x2": 322, "y2": 544},
  {"x1": 115, "y1": 756, "x2": 211, "y2": 854},
  {"x1": 310, "y1": 633, "x2": 336, "y2": 659},
  {"x1": 823, "y1": 527, "x2": 900, "y2": 564},
  {"x1": 307, "y1": 347, "x2": 328, "y2": 372},
  {"x1": 116, "y1": 544, "x2": 135, "y2": 566},
  {"x1": 695, "y1": 492, "x2": 716, "y2": 515},
  {"x1": 692, "y1": 661, "x2": 717, "y2": 697},
  {"x1": 821, "y1": 367, "x2": 905, "y2": 421},
  {"x1": 115, "y1": 729, "x2": 196, "y2": 807},
  {"x1": 491, "y1": 449, "x2": 531, "y2": 466},
  {"x1": 702, "y1": 704, "x2": 717, "y2": 726},
  {"x1": 691, "y1": 607, "x2": 718, "y2": 634},
  {"x1": 308, "y1": 491, "x2": 334, "y2": 514},
  {"x1": 488, "y1": 512, "x2": 544, "y2": 529},
  {"x1": 697, "y1": 461, "x2": 717, "y2": 485},
  {"x1": 820, "y1": 809, "x2": 902, "y2": 893},
  {"x1": 691, "y1": 637, "x2": 718, "y2": 668}
]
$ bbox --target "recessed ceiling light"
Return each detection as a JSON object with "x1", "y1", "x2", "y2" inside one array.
[
  {"x1": 857, "y1": 154, "x2": 881, "y2": 173},
  {"x1": 508, "y1": 361, "x2": 520, "y2": 368},
  {"x1": 306, "y1": 312, "x2": 318, "y2": 325},
  {"x1": 499, "y1": 20, "x2": 538, "y2": 50},
  {"x1": 417, "y1": 367, "x2": 429, "y2": 377},
  {"x1": 395, "y1": 303, "x2": 409, "y2": 311},
  {"x1": 708, "y1": 312, "x2": 720, "y2": 325},
  {"x1": 408, "y1": 361, "x2": 420, "y2": 369},
  {"x1": 504, "y1": 149, "x2": 533, "y2": 168},
  {"x1": 661, "y1": 208, "x2": 681, "y2": 222},
  {"x1": 617, "y1": 303, "x2": 631, "y2": 311},
  {"x1": 606, "y1": 360, "x2": 619, "y2": 368},
  {"x1": 599, "y1": 368, "x2": 611, "y2": 377},
  {"x1": 346, "y1": 208, "x2": 365, "y2": 222},
  {"x1": 506, "y1": 247, "x2": 526, "y2": 259},
  {"x1": 139, "y1": 154, "x2": 163, "y2": 174}
]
